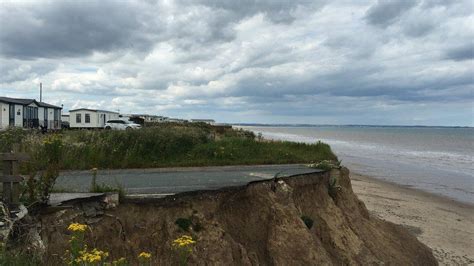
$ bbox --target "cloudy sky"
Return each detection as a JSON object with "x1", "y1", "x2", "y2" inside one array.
[{"x1": 0, "y1": 0, "x2": 473, "y2": 126}]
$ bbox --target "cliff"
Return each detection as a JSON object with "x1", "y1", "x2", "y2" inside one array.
[{"x1": 39, "y1": 167, "x2": 437, "y2": 265}]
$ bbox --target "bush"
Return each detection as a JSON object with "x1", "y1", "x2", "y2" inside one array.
[{"x1": 175, "y1": 218, "x2": 192, "y2": 231}]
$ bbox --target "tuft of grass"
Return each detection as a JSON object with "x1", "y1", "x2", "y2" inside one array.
[
  {"x1": 0, "y1": 244, "x2": 42, "y2": 266},
  {"x1": 301, "y1": 215, "x2": 314, "y2": 229},
  {"x1": 90, "y1": 182, "x2": 126, "y2": 199}
]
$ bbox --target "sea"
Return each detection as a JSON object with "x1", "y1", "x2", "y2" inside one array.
[{"x1": 240, "y1": 125, "x2": 474, "y2": 205}]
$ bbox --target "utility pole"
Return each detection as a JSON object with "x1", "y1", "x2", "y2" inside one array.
[{"x1": 39, "y1": 82, "x2": 42, "y2": 102}]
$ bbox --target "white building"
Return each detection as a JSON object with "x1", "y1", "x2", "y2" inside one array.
[
  {"x1": 69, "y1": 108, "x2": 119, "y2": 129},
  {"x1": 61, "y1": 114, "x2": 70, "y2": 123},
  {"x1": 167, "y1": 118, "x2": 188, "y2": 123},
  {"x1": 0, "y1": 96, "x2": 62, "y2": 130},
  {"x1": 130, "y1": 114, "x2": 168, "y2": 123}
]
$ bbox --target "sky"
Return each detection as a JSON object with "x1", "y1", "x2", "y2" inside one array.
[{"x1": 0, "y1": 0, "x2": 473, "y2": 126}]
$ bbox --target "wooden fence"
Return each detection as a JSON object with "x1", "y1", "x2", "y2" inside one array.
[{"x1": 0, "y1": 152, "x2": 29, "y2": 206}]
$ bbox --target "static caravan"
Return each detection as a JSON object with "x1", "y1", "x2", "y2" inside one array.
[
  {"x1": 61, "y1": 114, "x2": 70, "y2": 123},
  {"x1": 0, "y1": 96, "x2": 62, "y2": 130},
  {"x1": 190, "y1": 119, "x2": 216, "y2": 125},
  {"x1": 69, "y1": 108, "x2": 119, "y2": 129}
]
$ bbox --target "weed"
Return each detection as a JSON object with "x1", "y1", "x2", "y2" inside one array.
[
  {"x1": 90, "y1": 182, "x2": 125, "y2": 200},
  {"x1": 0, "y1": 243, "x2": 41, "y2": 266}
]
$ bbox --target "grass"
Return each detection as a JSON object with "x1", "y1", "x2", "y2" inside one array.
[
  {"x1": 1, "y1": 124, "x2": 337, "y2": 171},
  {"x1": 90, "y1": 182, "x2": 126, "y2": 199}
]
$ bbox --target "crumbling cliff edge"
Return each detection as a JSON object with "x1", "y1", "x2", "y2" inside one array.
[{"x1": 39, "y1": 167, "x2": 437, "y2": 265}]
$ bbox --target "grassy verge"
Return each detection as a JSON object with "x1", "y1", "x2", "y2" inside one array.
[{"x1": 1, "y1": 124, "x2": 337, "y2": 170}]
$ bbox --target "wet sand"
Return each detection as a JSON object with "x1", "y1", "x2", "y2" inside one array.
[{"x1": 351, "y1": 173, "x2": 474, "y2": 265}]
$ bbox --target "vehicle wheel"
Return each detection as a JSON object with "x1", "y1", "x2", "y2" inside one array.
[
  {"x1": 126, "y1": 127, "x2": 132, "y2": 130},
  {"x1": 105, "y1": 126, "x2": 111, "y2": 130}
]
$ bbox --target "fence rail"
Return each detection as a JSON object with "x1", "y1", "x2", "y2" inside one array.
[{"x1": 0, "y1": 152, "x2": 29, "y2": 206}]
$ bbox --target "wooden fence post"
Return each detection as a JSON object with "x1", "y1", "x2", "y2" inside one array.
[{"x1": 0, "y1": 152, "x2": 29, "y2": 207}]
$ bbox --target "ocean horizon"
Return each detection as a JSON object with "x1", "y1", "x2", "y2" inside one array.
[{"x1": 240, "y1": 125, "x2": 474, "y2": 205}]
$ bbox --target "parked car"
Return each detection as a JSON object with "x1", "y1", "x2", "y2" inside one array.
[{"x1": 104, "y1": 120, "x2": 141, "y2": 130}]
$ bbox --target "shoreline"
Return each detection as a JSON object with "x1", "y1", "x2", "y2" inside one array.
[{"x1": 350, "y1": 171, "x2": 474, "y2": 265}]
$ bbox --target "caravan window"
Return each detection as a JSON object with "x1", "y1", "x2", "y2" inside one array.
[
  {"x1": 76, "y1": 113, "x2": 82, "y2": 123},
  {"x1": 85, "y1": 114, "x2": 91, "y2": 123}
]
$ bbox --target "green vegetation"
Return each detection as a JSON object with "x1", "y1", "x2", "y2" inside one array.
[
  {"x1": 0, "y1": 242, "x2": 41, "y2": 266},
  {"x1": 328, "y1": 176, "x2": 342, "y2": 200},
  {"x1": 1, "y1": 123, "x2": 337, "y2": 171},
  {"x1": 175, "y1": 218, "x2": 193, "y2": 232},
  {"x1": 301, "y1": 215, "x2": 314, "y2": 229}
]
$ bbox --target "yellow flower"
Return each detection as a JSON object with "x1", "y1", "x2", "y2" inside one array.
[
  {"x1": 138, "y1": 252, "x2": 152, "y2": 260},
  {"x1": 75, "y1": 248, "x2": 108, "y2": 264},
  {"x1": 67, "y1": 223, "x2": 88, "y2": 232},
  {"x1": 172, "y1": 235, "x2": 196, "y2": 249}
]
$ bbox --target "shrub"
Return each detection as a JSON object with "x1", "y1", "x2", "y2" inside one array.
[{"x1": 175, "y1": 218, "x2": 192, "y2": 232}]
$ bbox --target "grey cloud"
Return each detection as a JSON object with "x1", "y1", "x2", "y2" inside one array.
[
  {"x1": 0, "y1": 1, "x2": 157, "y2": 59},
  {"x1": 421, "y1": 0, "x2": 457, "y2": 8},
  {"x1": 188, "y1": 0, "x2": 326, "y2": 24},
  {"x1": 444, "y1": 44, "x2": 474, "y2": 61},
  {"x1": 402, "y1": 19, "x2": 436, "y2": 37},
  {"x1": 0, "y1": 59, "x2": 57, "y2": 83},
  {"x1": 365, "y1": 0, "x2": 419, "y2": 27},
  {"x1": 1, "y1": 0, "x2": 473, "y2": 126}
]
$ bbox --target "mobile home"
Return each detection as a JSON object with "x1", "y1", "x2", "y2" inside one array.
[
  {"x1": 0, "y1": 96, "x2": 62, "y2": 130},
  {"x1": 190, "y1": 119, "x2": 216, "y2": 125},
  {"x1": 69, "y1": 108, "x2": 119, "y2": 129}
]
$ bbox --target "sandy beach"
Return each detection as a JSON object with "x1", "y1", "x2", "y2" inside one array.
[{"x1": 351, "y1": 173, "x2": 474, "y2": 265}]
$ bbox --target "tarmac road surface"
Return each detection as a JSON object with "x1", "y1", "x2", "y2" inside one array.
[{"x1": 55, "y1": 164, "x2": 322, "y2": 195}]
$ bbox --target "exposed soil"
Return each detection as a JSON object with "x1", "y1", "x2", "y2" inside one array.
[{"x1": 39, "y1": 168, "x2": 437, "y2": 265}]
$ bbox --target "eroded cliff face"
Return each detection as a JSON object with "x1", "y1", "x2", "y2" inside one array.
[{"x1": 40, "y1": 168, "x2": 437, "y2": 265}]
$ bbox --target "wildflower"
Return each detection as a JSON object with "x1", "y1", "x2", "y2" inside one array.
[
  {"x1": 75, "y1": 248, "x2": 108, "y2": 264},
  {"x1": 172, "y1": 235, "x2": 196, "y2": 248},
  {"x1": 67, "y1": 223, "x2": 88, "y2": 232},
  {"x1": 172, "y1": 235, "x2": 196, "y2": 266}
]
